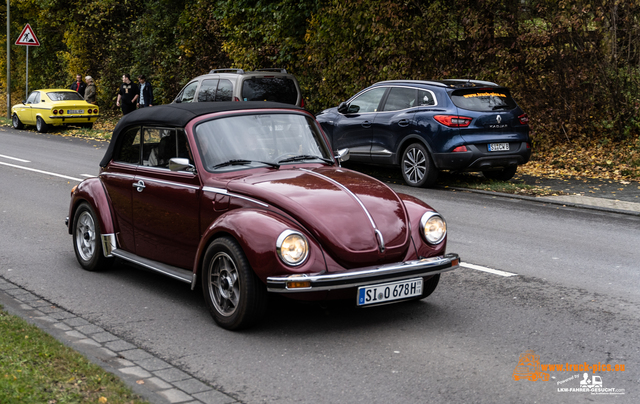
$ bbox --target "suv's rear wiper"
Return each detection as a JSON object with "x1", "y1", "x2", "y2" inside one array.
[
  {"x1": 277, "y1": 155, "x2": 334, "y2": 165},
  {"x1": 213, "y1": 159, "x2": 280, "y2": 169},
  {"x1": 492, "y1": 105, "x2": 510, "y2": 110}
]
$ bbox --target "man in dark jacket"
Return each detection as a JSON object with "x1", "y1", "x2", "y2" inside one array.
[
  {"x1": 137, "y1": 75, "x2": 154, "y2": 108},
  {"x1": 70, "y1": 74, "x2": 86, "y2": 97},
  {"x1": 116, "y1": 74, "x2": 139, "y2": 115}
]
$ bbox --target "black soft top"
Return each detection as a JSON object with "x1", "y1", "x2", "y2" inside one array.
[{"x1": 100, "y1": 101, "x2": 303, "y2": 167}]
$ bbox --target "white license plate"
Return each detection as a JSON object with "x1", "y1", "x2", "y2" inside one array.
[
  {"x1": 67, "y1": 109, "x2": 83, "y2": 114},
  {"x1": 488, "y1": 143, "x2": 510, "y2": 151},
  {"x1": 357, "y1": 278, "x2": 423, "y2": 306}
]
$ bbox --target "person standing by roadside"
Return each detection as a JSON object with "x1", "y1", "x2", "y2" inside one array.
[
  {"x1": 84, "y1": 76, "x2": 97, "y2": 104},
  {"x1": 70, "y1": 74, "x2": 86, "y2": 97},
  {"x1": 137, "y1": 75, "x2": 154, "y2": 108},
  {"x1": 116, "y1": 74, "x2": 138, "y2": 115}
]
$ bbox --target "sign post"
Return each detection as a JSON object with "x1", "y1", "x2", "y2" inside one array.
[{"x1": 15, "y1": 24, "x2": 40, "y2": 100}]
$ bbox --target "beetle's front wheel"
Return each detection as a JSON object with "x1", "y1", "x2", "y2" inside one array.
[
  {"x1": 201, "y1": 237, "x2": 267, "y2": 330},
  {"x1": 419, "y1": 274, "x2": 440, "y2": 299}
]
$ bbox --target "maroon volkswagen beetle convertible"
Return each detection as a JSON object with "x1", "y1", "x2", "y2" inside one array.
[{"x1": 67, "y1": 102, "x2": 460, "y2": 330}]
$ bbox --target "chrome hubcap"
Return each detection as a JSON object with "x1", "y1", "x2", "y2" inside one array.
[
  {"x1": 75, "y1": 211, "x2": 96, "y2": 261},
  {"x1": 403, "y1": 147, "x2": 426, "y2": 184},
  {"x1": 208, "y1": 252, "x2": 240, "y2": 317}
]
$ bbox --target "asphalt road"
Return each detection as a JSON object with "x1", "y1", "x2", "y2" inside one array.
[{"x1": 1, "y1": 127, "x2": 638, "y2": 403}]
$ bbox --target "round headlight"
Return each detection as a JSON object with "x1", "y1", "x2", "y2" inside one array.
[
  {"x1": 276, "y1": 230, "x2": 309, "y2": 266},
  {"x1": 420, "y1": 212, "x2": 446, "y2": 245}
]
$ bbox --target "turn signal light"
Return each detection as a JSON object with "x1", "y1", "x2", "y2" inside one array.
[
  {"x1": 434, "y1": 115, "x2": 472, "y2": 127},
  {"x1": 286, "y1": 281, "x2": 311, "y2": 289}
]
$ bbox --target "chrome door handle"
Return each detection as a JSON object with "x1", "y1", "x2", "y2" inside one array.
[
  {"x1": 398, "y1": 119, "x2": 409, "y2": 127},
  {"x1": 133, "y1": 180, "x2": 146, "y2": 192}
]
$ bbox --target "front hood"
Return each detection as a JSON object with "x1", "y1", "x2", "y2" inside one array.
[{"x1": 227, "y1": 167, "x2": 411, "y2": 268}]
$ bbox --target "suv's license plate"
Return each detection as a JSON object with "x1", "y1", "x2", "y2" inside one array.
[
  {"x1": 488, "y1": 143, "x2": 510, "y2": 151},
  {"x1": 357, "y1": 278, "x2": 423, "y2": 306},
  {"x1": 67, "y1": 109, "x2": 83, "y2": 114}
]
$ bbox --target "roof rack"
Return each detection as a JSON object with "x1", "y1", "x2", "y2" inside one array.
[
  {"x1": 209, "y1": 68, "x2": 245, "y2": 74},
  {"x1": 254, "y1": 68, "x2": 288, "y2": 74}
]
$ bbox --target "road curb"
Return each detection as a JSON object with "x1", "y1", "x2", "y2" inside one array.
[
  {"x1": 0, "y1": 276, "x2": 240, "y2": 404},
  {"x1": 444, "y1": 186, "x2": 640, "y2": 217}
]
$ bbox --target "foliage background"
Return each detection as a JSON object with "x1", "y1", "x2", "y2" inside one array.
[{"x1": 1, "y1": 0, "x2": 639, "y2": 153}]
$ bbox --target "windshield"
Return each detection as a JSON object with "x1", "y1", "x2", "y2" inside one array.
[
  {"x1": 47, "y1": 92, "x2": 84, "y2": 101},
  {"x1": 195, "y1": 113, "x2": 332, "y2": 172}
]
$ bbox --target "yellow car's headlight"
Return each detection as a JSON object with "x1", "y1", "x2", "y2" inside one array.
[
  {"x1": 420, "y1": 212, "x2": 446, "y2": 245},
  {"x1": 276, "y1": 230, "x2": 309, "y2": 266}
]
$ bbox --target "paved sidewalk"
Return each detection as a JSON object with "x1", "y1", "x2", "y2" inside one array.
[{"x1": 0, "y1": 277, "x2": 239, "y2": 404}]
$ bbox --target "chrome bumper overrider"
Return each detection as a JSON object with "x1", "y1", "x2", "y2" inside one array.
[{"x1": 266, "y1": 253, "x2": 460, "y2": 292}]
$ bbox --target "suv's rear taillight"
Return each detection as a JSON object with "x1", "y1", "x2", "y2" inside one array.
[
  {"x1": 300, "y1": 98, "x2": 305, "y2": 108},
  {"x1": 518, "y1": 113, "x2": 529, "y2": 125},
  {"x1": 434, "y1": 115, "x2": 472, "y2": 127},
  {"x1": 233, "y1": 97, "x2": 240, "y2": 102}
]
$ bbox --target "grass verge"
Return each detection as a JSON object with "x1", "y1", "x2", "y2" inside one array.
[{"x1": 0, "y1": 305, "x2": 148, "y2": 404}]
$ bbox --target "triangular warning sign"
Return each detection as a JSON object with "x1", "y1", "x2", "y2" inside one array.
[{"x1": 15, "y1": 24, "x2": 40, "y2": 46}]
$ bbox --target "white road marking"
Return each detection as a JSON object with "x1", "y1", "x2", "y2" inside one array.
[
  {"x1": 0, "y1": 154, "x2": 31, "y2": 163},
  {"x1": 0, "y1": 161, "x2": 83, "y2": 182},
  {"x1": 461, "y1": 262, "x2": 517, "y2": 277},
  {"x1": 81, "y1": 174, "x2": 97, "y2": 178}
]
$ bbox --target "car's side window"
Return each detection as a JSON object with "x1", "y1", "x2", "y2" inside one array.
[
  {"x1": 179, "y1": 81, "x2": 199, "y2": 103},
  {"x1": 381, "y1": 87, "x2": 417, "y2": 111},
  {"x1": 143, "y1": 128, "x2": 192, "y2": 168},
  {"x1": 34, "y1": 92, "x2": 41, "y2": 103},
  {"x1": 417, "y1": 89, "x2": 436, "y2": 106},
  {"x1": 198, "y1": 79, "x2": 219, "y2": 102},
  {"x1": 216, "y1": 79, "x2": 233, "y2": 101},
  {"x1": 113, "y1": 127, "x2": 141, "y2": 165},
  {"x1": 25, "y1": 92, "x2": 38, "y2": 104},
  {"x1": 347, "y1": 87, "x2": 386, "y2": 113}
]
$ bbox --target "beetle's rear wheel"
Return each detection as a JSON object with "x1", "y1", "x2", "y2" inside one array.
[
  {"x1": 72, "y1": 202, "x2": 114, "y2": 272},
  {"x1": 201, "y1": 237, "x2": 267, "y2": 330}
]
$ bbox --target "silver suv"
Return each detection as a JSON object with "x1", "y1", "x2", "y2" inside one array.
[{"x1": 173, "y1": 68, "x2": 304, "y2": 107}]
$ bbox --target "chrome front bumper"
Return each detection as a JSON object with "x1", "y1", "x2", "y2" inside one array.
[{"x1": 266, "y1": 253, "x2": 460, "y2": 293}]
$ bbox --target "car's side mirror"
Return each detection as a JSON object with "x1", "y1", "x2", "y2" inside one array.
[
  {"x1": 335, "y1": 148, "x2": 350, "y2": 165},
  {"x1": 337, "y1": 102, "x2": 349, "y2": 114},
  {"x1": 169, "y1": 157, "x2": 195, "y2": 172}
]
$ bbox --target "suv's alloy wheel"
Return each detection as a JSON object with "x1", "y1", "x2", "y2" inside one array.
[{"x1": 401, "y1": 143, "x2": 438, "y2": 187}]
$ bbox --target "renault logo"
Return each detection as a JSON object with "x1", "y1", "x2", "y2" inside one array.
[{"x1": 496, "y1": 115, "x2": 502, "y2": 124}]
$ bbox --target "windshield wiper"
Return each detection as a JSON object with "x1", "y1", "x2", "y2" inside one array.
[
  {"x1": 492, "y1": 105, "x2": 510, "y2": 110},
  {"x1": 277, "y1": 155, "x2": 334, "y2": 165},
  {"x1": 213, "y1": 159, "x2": 280, "y2": 169}
]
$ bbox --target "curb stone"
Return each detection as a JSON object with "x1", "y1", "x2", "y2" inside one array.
[
  {"x1": 444, "y1": 186, "x2": 640, "y2": 217},
  {"x1": 0, "y1": 277, "x2": 240, "y2": 404}
]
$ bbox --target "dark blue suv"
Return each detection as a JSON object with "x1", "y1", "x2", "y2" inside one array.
[{"x1": 316, "y1": 80, "x2": 531, "y2": 187}]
